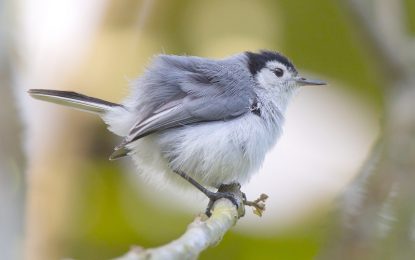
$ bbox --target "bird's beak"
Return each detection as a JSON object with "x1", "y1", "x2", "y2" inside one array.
[{"x1": 295, "y1": 76, "x2": 326, "y2": 86}]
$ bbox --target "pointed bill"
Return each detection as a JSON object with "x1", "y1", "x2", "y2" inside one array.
[{"x1": 296, "y1": 77, "x2": 326, "y2": 86}]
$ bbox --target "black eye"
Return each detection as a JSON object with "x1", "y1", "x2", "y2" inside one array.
[{"x1": 273, "y1": 68, "x2": 284, "y2": 77}]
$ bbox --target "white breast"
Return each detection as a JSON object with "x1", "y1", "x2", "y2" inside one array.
[{"x1": 125, "y1": 113, "x2": 281, "y2": 189}]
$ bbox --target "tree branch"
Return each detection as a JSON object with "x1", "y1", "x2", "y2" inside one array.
[
  {"x1": 114, "y1": 184, "x2": 256, "y2": 260},
  {"x1": 339, "y1": 0, "x2": 410, "y2": 83},
  {"x1": 319, "y1": 1, "x2": 415, "y2": 258}
]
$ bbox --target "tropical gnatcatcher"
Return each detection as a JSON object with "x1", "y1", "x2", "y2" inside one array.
[{"x1": 28, "y1": 50, "x2": 326, "y2": 215}]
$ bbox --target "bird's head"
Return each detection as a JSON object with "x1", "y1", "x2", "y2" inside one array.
[{"x1": 246, "y1": 50, "x2": 326, "y2": 93}]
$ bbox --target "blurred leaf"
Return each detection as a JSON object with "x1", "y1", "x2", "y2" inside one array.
[
  {"x1": 278, "y1": 0, "x2": 381, "y2": 106},
  {"x1": 404, "y1": 0, "x2": 415, "y2": 35},
  {"x1": 201, "y1": 230, "x2": 321, "y2": 260},
  {"x1": 67, "y1": 163, "x2": 192, "y2": 259}
]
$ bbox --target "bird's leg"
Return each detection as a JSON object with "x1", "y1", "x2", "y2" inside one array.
[{"x1": 174, "y1": 171, "x2": 240, "y2": 216}]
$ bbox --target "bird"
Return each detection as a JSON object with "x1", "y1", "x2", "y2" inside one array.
[{"x1": 28, "y1": 50, "x2": 326, "y2": 215}]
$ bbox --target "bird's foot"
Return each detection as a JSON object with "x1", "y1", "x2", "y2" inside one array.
[
  {"x1": 173, "y1": 171, "x2": 245, "y2": 217},
  {"x1": 204, "y1": 183, "x2": 241, "y2": 217}
]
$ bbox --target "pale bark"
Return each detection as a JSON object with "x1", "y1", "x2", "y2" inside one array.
[
  {"x1": 0, "y1": 1, "x2": 25, "y2": 259},
  {"x1": 320, "y1": 0, "x2": 415, "y2": 258},
  {"x1": 115, "y1": 185, "x2": 267, "y2": 260}
]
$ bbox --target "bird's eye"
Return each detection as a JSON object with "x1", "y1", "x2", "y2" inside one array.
[{"x1": 273, "y1": 68, "x2": 284, "y2": 77}]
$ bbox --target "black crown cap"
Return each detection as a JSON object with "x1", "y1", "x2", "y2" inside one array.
[{"x1": 246, "y1": 50, "x2": 297, "y2": 76}]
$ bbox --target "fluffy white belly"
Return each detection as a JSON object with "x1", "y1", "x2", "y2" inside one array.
[{"x1": 127, "y1": 113, "x2": 280, "y2": 188}]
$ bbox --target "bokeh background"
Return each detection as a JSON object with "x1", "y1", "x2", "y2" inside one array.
[{"x1": 2, "y1": 0, "x2": 414, "y2": 259}]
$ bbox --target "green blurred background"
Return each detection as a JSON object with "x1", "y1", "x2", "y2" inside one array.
[{"x1": 4, "y1": 0, "x2": 415, "y2": 259}]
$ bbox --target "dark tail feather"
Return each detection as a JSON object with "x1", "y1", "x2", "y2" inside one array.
[{"x1": 28, "y1": 89, "x2": 123, "y2": 114}]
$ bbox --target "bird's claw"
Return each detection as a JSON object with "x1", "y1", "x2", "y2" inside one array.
[{"x1": 205, "y1": 191, "x2": 239, "y2": 216}]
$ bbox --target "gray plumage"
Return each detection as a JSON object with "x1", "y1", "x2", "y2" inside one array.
[
  {"x1": 29, "y1": 50, "x2": 325, "y2": 189},
  {"x1": 116, "y1": 54, "x2": 257, "y2": 148}
]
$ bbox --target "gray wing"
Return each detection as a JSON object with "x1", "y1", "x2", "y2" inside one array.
[{"x1": 115, "y1": 54, "x2": 256, "y2": 151}]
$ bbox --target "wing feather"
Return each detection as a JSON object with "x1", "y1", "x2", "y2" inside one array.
[{"x1": 114, "y1": 54, "x2": 256, "y2": 151}]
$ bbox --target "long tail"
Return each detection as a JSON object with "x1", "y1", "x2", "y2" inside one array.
[
  {"x1": 28, "y1": 89, "x2": 123, "y2": 115},
  {"x1": 29, "y1": 89, "x2": 130, "y2": 159}
]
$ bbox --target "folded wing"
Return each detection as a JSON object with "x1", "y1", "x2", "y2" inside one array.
[{"x1": 112, "y1": 54, "x2": 256, "y2": 156}]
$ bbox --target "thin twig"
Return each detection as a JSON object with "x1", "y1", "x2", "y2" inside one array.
[
  {"x1": 114, "y1": 186, "x2": 268, "y2": 260},
  {"x1": 244, "y1": 194, "x2": 269, "y2": 217}
]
